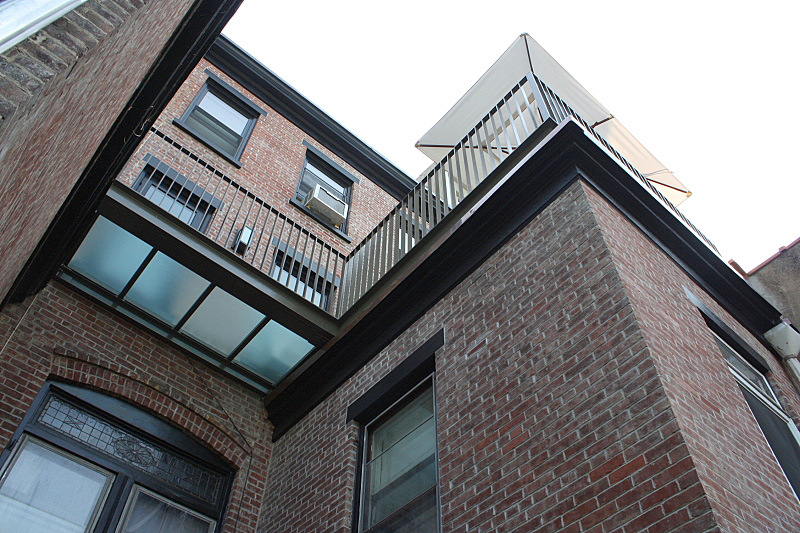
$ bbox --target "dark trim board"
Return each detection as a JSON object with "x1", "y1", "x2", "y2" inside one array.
[
  {"x1": 685, "y1": 287, "x2": 772, "y2": 373},
  {"x1": 5, "y1": 0, "x2": 246, "y2": 306},
  {"x1": 206, "y1": 35, "x2": 415, "y2": 200},
  {"x1": 347, "y1": 329, "x2": 443, "y2": 424},
  {"x1": 266, "y1": 120, "x2": 784, "y2": 440}
]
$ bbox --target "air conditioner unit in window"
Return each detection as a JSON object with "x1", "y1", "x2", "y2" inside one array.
[{"x1": 305, "y1": 184, "x2": 348, "y2": 228}]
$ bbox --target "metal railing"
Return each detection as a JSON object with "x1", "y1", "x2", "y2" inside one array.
[
  {"x1": 528, "y1": 74, "x2": 717, "y2": 252},
  {"x1": 335, "y1": 75, "x2": 546, "y2": 314},
  {"x1": 123, "y1": 73, "x2": 716, "y2": 319},
  {"x1": 118, "y1": 128, "x2": 347, "y2": 312},
  {"x1": 335, "y1": 72, "x2": 717, "y2": 316}
]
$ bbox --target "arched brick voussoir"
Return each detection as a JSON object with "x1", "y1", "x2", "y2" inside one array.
[{"x1": 51, "y1": 348, "x2": 250, "y2": 469}]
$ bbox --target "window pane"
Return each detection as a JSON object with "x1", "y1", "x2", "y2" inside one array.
[
  {"x1": 715, "y1": 337, "x2": 775, "y2": 400},
  {"x1": 739, "y1": 384, "x2": 800, "y2": 497},
  {"x1": 185, "y1": 91, "x2": 248, "y2": 157},
  {"x1": 0, "y1": 438, "x2": 112, "y2": 533},
  {"x1": 68, "y1": 217, "x2": 152, "y2": 294},
  {"x1": 362, "y1": 384, "x2": 437, "y2": 531},
  {"x1": 197, "y1": 91, "x2": 248, "y2": 134},
  {"x1": 118, "y1": 486, "x2": 214, "y2": 533},
  {"x1": 370, "y1": 388, "x2": 434, "y2": 457},
  {"x1": 180, "y1": 287, "x2": 264, "y2": 355},
  {"x1": 305, "y1": 164, "x2": 346, "y2": 197},
  {"x1": 233, "y1": 320, "x2": 313, "y2": 384},
  {"x1": 124, "y1": 253, "x2": 210, "y2": 326}
]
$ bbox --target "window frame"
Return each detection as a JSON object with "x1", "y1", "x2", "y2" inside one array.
[
  {"x1": 357, "y1": 376, "x2": 440, "y2": 533},
  {"x1": 0, "y1": 382, "x2": 234, "y2": 532},
  {"x1": 132, "y1": 155, "x2": 223, "y2": 234},
  {"x1": 347, "y1": 330, "x2": 444, "y2": 533},
  {"x1": 0, "y1": 433, "x2": 115, "y2": 533},
  {"x1": 174, "y1": 70, "x2": 265, "y2": 167},
  {"x1": 290, "y1": 141, "x2": 359, "y2": 239}
]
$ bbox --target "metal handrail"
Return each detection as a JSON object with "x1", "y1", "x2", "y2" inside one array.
[{"x1": 117, "y1": 127, "x2": 347, "y2": 312}]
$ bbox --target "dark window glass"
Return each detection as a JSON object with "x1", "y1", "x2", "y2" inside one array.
[
  {"x1": 133, "y1": 166, "x2": 217, "y2": 233},
  {"x1": 360, "y1": 382, "x2": 438, "y2": 532},
  {"x1": 715, "y1": 333, "x2": 800, "y2": 499},
  {"x1": 271, "y1": 250, "x2": 331, "y2": 309}
]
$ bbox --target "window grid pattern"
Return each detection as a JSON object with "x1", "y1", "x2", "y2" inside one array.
[{"x1": 38, "y1": 396, "x2": 224, "y2": 505}]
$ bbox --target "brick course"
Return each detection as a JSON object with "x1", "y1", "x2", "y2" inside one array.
[
  {"x1": 585, "y1": 182, "x2": 800, "y2": 531},
  {"x1": 258, "y1": 181, "x2": 727, "y2": 532},
  {"x1": 0, "y1": 281, "x2": 272, "y2": 532},
  {"x1": 0, "y1": 0, "x2": 196, "y2": 302}
]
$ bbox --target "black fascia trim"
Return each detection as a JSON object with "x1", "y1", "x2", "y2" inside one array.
[
  {"x1": 267, "y1": 123, "x2": 582, "y2": 439},
  {"x1": 204, "y1": 69, "x2": 266, "y2": 115},
  {"x1": 302, "y1": 140, "x2": 360, "y2": 184},
  {"x1": 271, "y1": 237, "x2": 342, "y2": 286},
  {"x1": 266, "y1": 120, "x2": 785, "y2": 439},
  {"x1": 347, "y1": 329, "x2": 443, "y2": 424},
  {"x1": 288, "y1": 197, "x2": 352, "y2": 243},
  {"x1": 206, "y1": 35, "x2": 416, "y2": 200},
  {"x1": 684, "y1": 288, "x2": 772, "y2": 374},
  {"x1": 4, "y1": 0, "x2": 247, "y2": 307},
  {"x1": 140, "y1": 154, "x2": 223, "y2": 209}
]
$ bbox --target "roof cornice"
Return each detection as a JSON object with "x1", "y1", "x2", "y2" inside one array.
[{"x1": 206, "y1": 35, "x2": 416, "y2": 200}]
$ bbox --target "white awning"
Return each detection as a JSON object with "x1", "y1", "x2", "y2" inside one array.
[{"x1": 416, "y1": 34, "x2": 690, "y2": 205}]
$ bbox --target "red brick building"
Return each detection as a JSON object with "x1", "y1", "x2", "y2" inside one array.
[{"x1": 1, "y1": 27, "x2": 800, "y2": 532}]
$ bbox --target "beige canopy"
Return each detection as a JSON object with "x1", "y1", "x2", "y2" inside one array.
[{"x1": 416, "y1": 34, "x2": 690, "y2": 205}]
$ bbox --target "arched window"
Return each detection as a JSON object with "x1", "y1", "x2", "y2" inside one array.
[{"x1": 0, "y1": 382, "x2": 234, "y2": 532}]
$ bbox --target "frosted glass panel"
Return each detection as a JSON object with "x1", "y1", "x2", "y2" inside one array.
[
  {"x1": 0, "y1": 438, "x2": 112, "y2": 533},
  {"x1": 124, "y1": 253, "x2": 210, "y2": 326},
  {"x1": 233, "y1": 320, "x2": 313, "y2": 383},
  {"x1": 180, "y1": 287, "x2": 263, "y2": 355},
  {"x1": 118, "y1": 486, "x2": 214, "y2": 533},
  {"x1": 68, "y1": 217, "x2": 152, "y2": 294}
]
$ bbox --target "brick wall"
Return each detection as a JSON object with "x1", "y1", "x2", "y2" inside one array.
[
  {"x1": 258, "y1": 181, "x2": 722, "y2": 532},
  {"x1": 117, "y1": 58, "x2": 399, "y2": 260},
  {"x1": 0, "y1": 0, "x2": 197, "y2": 302},
  {"x1": 0, "y1": 281, "x2": 272, "y2": 532},
  {"x1": 585, "y1": 183, "x2": 800, "y2": 531}
]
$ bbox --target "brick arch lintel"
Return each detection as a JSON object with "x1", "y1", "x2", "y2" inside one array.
[{"x1": 50, "y1": 347, "x2": 250, "y2": 469}]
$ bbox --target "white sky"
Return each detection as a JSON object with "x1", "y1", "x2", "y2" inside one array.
[{"x1": 224, "y1": 0, "x2": 800, "y2": 271}]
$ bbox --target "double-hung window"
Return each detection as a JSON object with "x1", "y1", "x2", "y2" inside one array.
[
  {"x1": 176, "y1": 71, "x2": 265, "y2": 165},
  {"x1": 714, "y1": 333, "x2": 800, "y2": 497},
  {"x1": 292, "y1": 142, "x2": 358, "y2": 235},
  {"x1": 359, "y1": 380, "x2": 439, "y2": 532}
]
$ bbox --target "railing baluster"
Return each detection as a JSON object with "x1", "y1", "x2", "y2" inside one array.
[
  {"x1": 474, "y1": 123, "x2": 490, "y2": 178},
  {"x1": 510, "y1": 83, "x2": 530, "y2": 138}
]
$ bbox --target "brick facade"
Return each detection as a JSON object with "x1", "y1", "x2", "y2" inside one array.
[
  {"x1": 116, "y1": 58, "x2": 400, "y2": 257},
  {"x1": 0, "y1": 0, "x2": 197, "y2": 302},
  {"x1": 0, "y1": 281, "x2": 271, "y2": 532}
]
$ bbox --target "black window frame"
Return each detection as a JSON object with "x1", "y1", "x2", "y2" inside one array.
[
  {"x1": 132, "y1": 155, "x2": 223, "y2": 234},
  {"x1": 686, "y1": 289, "x2": 800, "y2": 500},
  {"x1": 347, "y1": 330, "x2": 444, "y2": 533},
  {"x1": 290, "y1": 141, "x2": 359, "y2": 239},
  {"x1": 0, "y1": 381, "x2": 235, "y2": 532},
  {"x1": 174, "y1": 70, "x2": 265, "y2": 167}
]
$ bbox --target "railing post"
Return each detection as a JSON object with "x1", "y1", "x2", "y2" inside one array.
[{"x1": 526, "y1": 72, "x2": 555, "y2": 123}]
